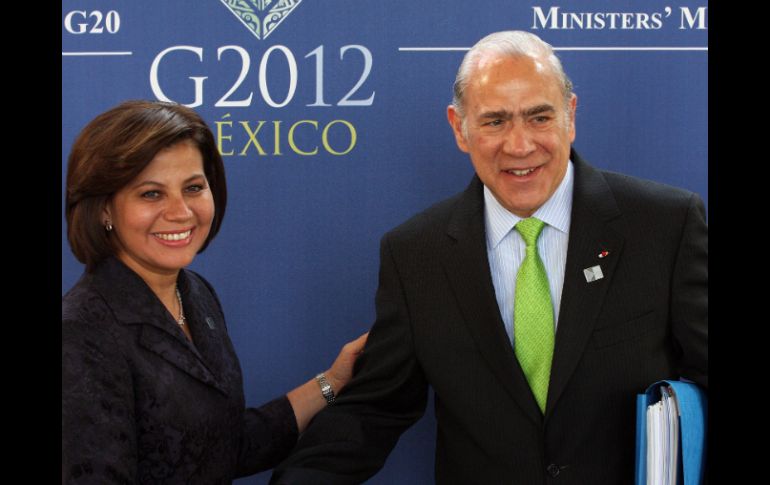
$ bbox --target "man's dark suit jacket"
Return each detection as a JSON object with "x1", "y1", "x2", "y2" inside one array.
[
  {"x1": 272, "y1": 150, "x2": 708, "y2": 484},
  {"x1": 62, "y1": 257, "x2": 299, "y2": 484}
]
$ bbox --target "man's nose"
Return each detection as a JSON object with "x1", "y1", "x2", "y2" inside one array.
[{"x1": 503, "y1": 124, "x2": 536, "y2": 157}]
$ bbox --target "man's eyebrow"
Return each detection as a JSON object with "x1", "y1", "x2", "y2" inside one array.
[
  {"x1": 479, "y1": 110, "x2": 512, "y2": 120},
  {"x1": 478, "y1": 105, "x2": 556, "y2": 120},
  {"x1": 521, "y1": 104, "x2": 556, "y2": 117}
]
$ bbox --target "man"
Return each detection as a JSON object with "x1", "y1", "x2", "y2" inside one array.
[{"x1": 271, "y1": 30, "x2": 707, "y2": 484}]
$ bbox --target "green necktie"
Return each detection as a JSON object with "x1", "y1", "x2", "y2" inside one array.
[{"x1": 514, "y1": 217, "x2": 555, "y2": 414}]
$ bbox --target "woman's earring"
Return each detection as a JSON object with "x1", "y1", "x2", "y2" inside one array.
[{"x1": 105, "y1": 221, "x2": 113, "y2": 231}]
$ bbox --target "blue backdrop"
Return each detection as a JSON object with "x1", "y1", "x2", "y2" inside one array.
[{"x1": 62, "y1": 1, "x2": 707, "y2": 483}]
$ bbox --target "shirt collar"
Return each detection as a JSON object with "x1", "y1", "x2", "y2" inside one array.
[{"x1": 484, "y1": 160, "x2": 574, "y2": 249}]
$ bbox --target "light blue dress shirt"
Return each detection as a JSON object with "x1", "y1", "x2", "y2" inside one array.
[{"x1": 484, "y1": 161, "x2": 574, "y2": 345}]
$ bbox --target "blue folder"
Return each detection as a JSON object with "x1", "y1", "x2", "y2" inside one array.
[{"x1": 634, "y1": 380, "x2": 707, "y2": 485}]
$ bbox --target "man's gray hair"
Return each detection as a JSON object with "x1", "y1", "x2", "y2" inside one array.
[{"x1": 451, "y1": 31, "x2": 574, "y2": 119}]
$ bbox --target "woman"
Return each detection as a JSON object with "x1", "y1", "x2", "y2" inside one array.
[{"x1": 62, "y1": 100, "x2": 367, "y2": 484}]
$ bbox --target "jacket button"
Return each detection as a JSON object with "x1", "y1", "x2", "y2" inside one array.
[{"x1": 547, "y1": 464, "x2": 560, "y2": 477}]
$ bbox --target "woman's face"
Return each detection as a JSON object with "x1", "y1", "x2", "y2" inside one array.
[{"x1": 106, "y1": 140, "x2": 215, "y2": 282}]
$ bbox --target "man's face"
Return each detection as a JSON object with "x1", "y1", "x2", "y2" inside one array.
[{"x1": 447, "y1": 54, "x2": 576, "y2": 218}]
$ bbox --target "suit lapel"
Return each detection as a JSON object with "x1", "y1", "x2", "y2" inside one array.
[
  {"x1": 176, "y1": 270, "x2": 237, "y2": 396},
  {"x1": 137, "y1": 324, "x2": 229, "y2": 396},
  {"x1": 442, "y1": 176, "x2": 543, "y2": 425},
  {"x1": 441, "y1": 153, "x2": 628, "y2": 423},
  {"x1": 92, "y1": 258, "x2": 230, "y2": 396},
  {"x1": 545, "y1": 152, "x2": 624, "y2": 416}
]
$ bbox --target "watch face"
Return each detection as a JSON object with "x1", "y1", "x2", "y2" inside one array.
[{"x1": 316, "y1": 374, "x2": 334, "y2": 402}]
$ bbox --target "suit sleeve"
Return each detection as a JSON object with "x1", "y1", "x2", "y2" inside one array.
[
  {"x1": 270, "y1": 234, "x2": 429, "y2": 484},
  {"x1": 62, "y1": 319, "x2": 137, "y2": 484},
  {"x1": 235, "y1": 396, "x2": 299, "y2": 476},
  {"x1": 670, "y1": 193, "x2": 708, "y2": 389}
]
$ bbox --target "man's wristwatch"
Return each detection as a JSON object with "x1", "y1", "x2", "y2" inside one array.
[{"x1": 315, "y1": 373, "x2": 336, "y2": 404}]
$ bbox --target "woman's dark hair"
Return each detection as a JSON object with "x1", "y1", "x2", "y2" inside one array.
[{"x1": 65, "y1": 100, "x2": 227, "y2": 270}]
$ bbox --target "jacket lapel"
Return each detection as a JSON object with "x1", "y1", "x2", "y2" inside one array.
[
  {"x1": 176, "y1": 270, "x2": 237, "y2": 396},
  {"x1": 545, "y1": 152, "x2": 624, "y2": 416},
  {"x1": 92, "y1": 258, "x2": 230, "y2": 395},
  {"x1": 442, "y1": 176, "x2": 544, "y2": 425}
]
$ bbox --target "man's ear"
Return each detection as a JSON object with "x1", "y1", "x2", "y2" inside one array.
[
  {"x1": 567, "y1": 93, "x2": 577, "y2": 142},
  {"x1": 447, "y1": 105, "x2": 470, "y2": 153}
]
